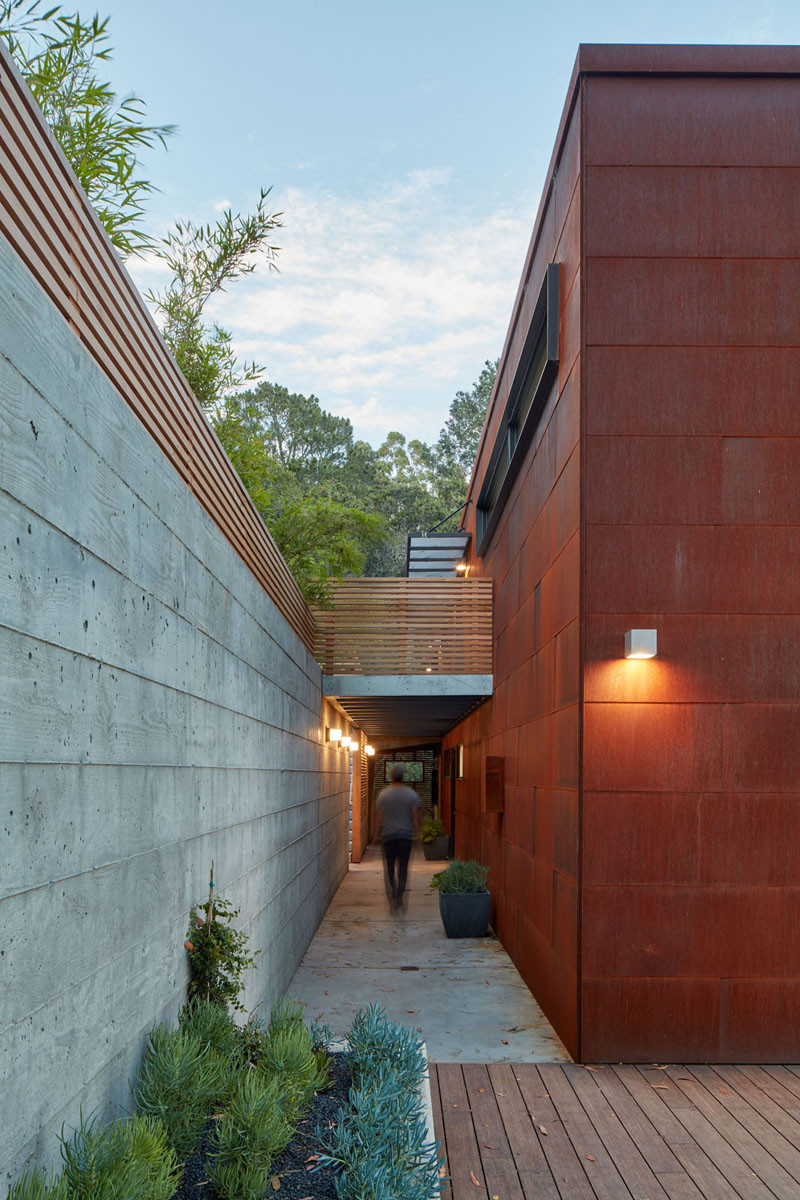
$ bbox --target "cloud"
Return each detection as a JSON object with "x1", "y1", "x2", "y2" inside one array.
[{"x1": 130, "y1": 169, "x2": 536, "y2": 444}]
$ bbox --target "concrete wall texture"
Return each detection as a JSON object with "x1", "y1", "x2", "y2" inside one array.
[
  {"x1": 0, "y1": 234, "x2": 350, "y2": 1185},
  {"x1": 445, "y1": 46, "x2": 800, "y2": 1063}
]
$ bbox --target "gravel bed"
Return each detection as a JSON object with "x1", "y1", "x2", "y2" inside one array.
[{"x1": 172, "y1": 1053, "x2": 350, "y2": 1200}]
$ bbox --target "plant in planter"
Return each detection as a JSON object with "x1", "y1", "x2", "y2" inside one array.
[
  {"x1": 429, "y1": 859, "x2": 491, "y2": 938},
  {"x1": 419, "y1": 815, "x2": 449, "y2": 861}
]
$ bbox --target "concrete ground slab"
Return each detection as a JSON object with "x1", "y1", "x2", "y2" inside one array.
[{"x1": 287, "y1": 846, "x2": 571, "y2": 1063}]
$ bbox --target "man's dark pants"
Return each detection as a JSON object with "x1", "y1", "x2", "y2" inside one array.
[{"x1": 383, "y1": 836, "x2": 413, "y2": 902}]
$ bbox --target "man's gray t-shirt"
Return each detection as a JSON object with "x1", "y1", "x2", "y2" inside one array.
[{"x1": 376, "y1": 784, "x2": 420, "y2": 840}]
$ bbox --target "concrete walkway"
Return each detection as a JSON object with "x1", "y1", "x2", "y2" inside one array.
[{"x1": 288, "y1": 845, "x2": 570, "y2": 1063}]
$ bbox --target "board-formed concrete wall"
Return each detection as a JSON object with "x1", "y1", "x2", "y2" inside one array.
[{"x1": 0, "y1": 234, "x2": 350, "y2": 1186}]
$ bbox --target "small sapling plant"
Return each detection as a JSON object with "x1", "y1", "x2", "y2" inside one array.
[{"x1": 185, "y1": 862, "x2": 258, "y2": 1012}]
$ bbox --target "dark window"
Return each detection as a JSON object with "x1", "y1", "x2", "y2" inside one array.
[
  {"x1": 385, "y1": 760, "x2": 424, "y2": 783},
  {"x1": 476, "y1": 263, "x2": 559, "y2": 553}
]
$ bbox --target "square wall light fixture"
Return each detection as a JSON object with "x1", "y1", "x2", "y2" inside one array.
[
  {"x1": 625, "y1": 629, "x2": 658, "y2": 659},
  {"x1": 327, "y1": 727, "x2": 342, "y2": 742}
]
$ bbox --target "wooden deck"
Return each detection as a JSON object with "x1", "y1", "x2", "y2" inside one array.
[{"x1": 429, "y1": 1062, "x2": 800, "y2": 1200}]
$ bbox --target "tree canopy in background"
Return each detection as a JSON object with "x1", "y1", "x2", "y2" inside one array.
[
  {"x1": 1, "y1": 0, "x2": 498, "y2": 601},
  {"x1": 225, "y1": 363, "x2": 498, "y2": 581}
]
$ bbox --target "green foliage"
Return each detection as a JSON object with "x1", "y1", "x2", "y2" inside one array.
[
  {"x1": 419, "y1": 816, "x2": 446, "y2": 844},
  {"x1": 316, "y1": 1006, "x2": 444, "y2": 1200},
  {"x1": 6, "y1": 1166, "x2": 67, "y2": 1200},
  {"x1": 429, "y1": 859, "x2": 489, "y2": 894},
  {"x1": 237, "y1": 1013, "x2": 269, "y2": 1065},
  {"x1": 258, "y1": 999, "x2": 330, "y2": 1115},
  {"x1": 347, "y1": 1004, "x2": 427, "y2": 1095},
  {"x1": 179, "y1": 996, "x2": 241, "y2": 1061},
  {"x1": 309, "y1": 1018, "x2": 335, "y2": 1053},
  {"x1": 0, "y1": 0, "x2": 174, "y2": 256},
  {"x1": 268, "y1": 494, "x2": 384, "y2": 607},
  {"x1": 209, "y1": 1071, "x2": 290, "y2": 1200},
  {"x1": 134, "y1": 1026, "x2": 223, "y2": 1160},
  {"x1": 147, "y1": 194, "x2": 281, "y2": 411},
  {"x1": 185, "y1": 894, "x2": 258, "y2": 1012},
  {"x1": 59, "y1": 1111, "x2": 179, "y2": 1200}
]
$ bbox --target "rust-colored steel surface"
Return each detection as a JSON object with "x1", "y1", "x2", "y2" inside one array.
[
  {"x1": 0, "y1": 44, "x2": 314, "y2": 651},
  {"x1": 312, "y1": 578, "x2": 493, "y2": 676}
]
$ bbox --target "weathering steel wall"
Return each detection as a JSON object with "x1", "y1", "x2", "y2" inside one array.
[
  {"x1": 443, "y1": 75, "x2": 582, "y2": 1057},
  {"x1": 0, "y1": 234, "x2": 350, "y2": 1185},
  {"x1": 446, "y1": 45, "x2": 800, "y2": 1063},
  {"x1": 581, "y1": 48, "x2": 800, "y2": 1062}
]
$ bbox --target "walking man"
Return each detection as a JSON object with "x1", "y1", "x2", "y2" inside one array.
[{"x1": 375, "y1": 763, "x2": 421, "y2": 909}]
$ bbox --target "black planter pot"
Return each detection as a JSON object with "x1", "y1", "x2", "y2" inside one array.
[
  {"x1": 422, "y1": 835, "x2": 450, "y2": 860},
  {"x1": 438, "y1": 889, "x2": 491, "y2": 938}
]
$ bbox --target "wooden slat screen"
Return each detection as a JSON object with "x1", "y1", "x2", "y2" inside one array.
[
  {"x1": 0, "y1": 45, "x2": 314, "y2": 651},
  {"x1": 312, "y1": 578, "x2": 493, "y2": 676}
]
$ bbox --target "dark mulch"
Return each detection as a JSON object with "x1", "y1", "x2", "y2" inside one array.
[{"x1": 172, "y1": 1053, "x2": 350, "y2": 1200}]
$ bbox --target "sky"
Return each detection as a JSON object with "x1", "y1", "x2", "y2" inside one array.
[{"x1": 99, "y1": 0, "x2": 800, "y2": 446}]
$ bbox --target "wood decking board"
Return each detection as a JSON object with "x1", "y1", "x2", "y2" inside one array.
[
  {"x1": 731, "y1": 1065, "x2": 800, "y2": 1121},
  {"x1": 429, "y1": 1064, "x2": 452, "y2": 1200},
  {"x1": 487, "y1": 1063, "x2": 561, "y2": 1198},
  {"x1": 666, "y1": 1067, "x2": 800, "y2": 1200},
  {"x1": 430, "y1": 1062, "x2": 800, "y2": 1200},
  {"x1": 696, "y1": 1066, "x2": 800, "y2": 1180},
  {"x1": 638, "y1": 1067, "x2": 776, "y2": 1200},
  {"x1": 437, "y1": 1062, "x2": 488, "y2": 1199}
]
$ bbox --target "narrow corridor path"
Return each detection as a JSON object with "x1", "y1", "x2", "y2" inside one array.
[{"x1": 288, "y1": 845, "x2": 570, "y2": 1062}]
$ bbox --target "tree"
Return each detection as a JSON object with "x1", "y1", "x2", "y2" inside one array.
[
  {"x1": 147, "y1": 194, "x2": 282, "y2": 410},
  {"x1": 242, "y1": 382, "x2": 355, "y2": 484},
  {"x1": 436, "y1": 360, "x2": 497, "y2": 477},
  {"x1": 0, "y1": 0, "x2": 174, "y2": 256}
]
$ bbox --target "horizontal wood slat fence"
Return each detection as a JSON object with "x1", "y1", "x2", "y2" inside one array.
[
  {"x1": 0, "y1": 44, "x2": 314, "y2": 651},
  {"x1": 312, "y1": 578, "x2": 493, "y2": 675}
]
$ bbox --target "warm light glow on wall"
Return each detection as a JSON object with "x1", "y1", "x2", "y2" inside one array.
[
  {"x1": 624, "y1": 629, "x2": 658, "y2": 659},
  {"x1": 328, "y1": 727, "x2": 342, "y2": 742},
  {"x1": 341, "y1": 735, "x2": 352, "y2": 748},
  {"x1": 455, "y1": 561, "x2": 468, "y2": 575},
  {"x1": 365, "y1": 745, "x2": 375, "y2": 756}
]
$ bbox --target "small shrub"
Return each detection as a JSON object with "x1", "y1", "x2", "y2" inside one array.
[
  {"x1": 6, "y1": 1165, "x2": 68, "y2": 1200},
  {"x1": 262, "y1": 998, "x2": 330, "y2": 1097},
  {"x1": 185, "y1": 894, "x2": 258, "y2": 1012},
  {"x1": 258, "y1": 1018, "x2": 321, "y2": 1120},
  {"x1": 318, "y1": 1076, "x2": 443, "y2": 1200},
  {"x1": 309, "y1": 1019, "x2": 334, "y2": 1053},
  {"x1": 210, "y1": 1071, "x2": 290, "y2": 1200},
  {"x1": 59, "y1": 1111, "x2": 179, "y2": 1200},
  {"x1": 419, "y1": 816, "x2": 446, "y2": 844},
  {"x1": 267, "y1": 997, "x2": 307, "y2": 1035},
  {"x1": 179, "y1": 997, "x2": 241, "y2": 1060},
  {"x1": 134, "y1": 1026, "x2": 223, "y2": 1160},
  {"x1": 347, "y1": 1003, "x2": 427, "y2": 1094},
  {"x1": 429, "y1": 859, "x2": 488, "y2": 894},
  {"x1": 317, "y1": 1006, "x2": 444, "y2": 1200},
  {"x1": 237, "y1": 1013, "x2": 269, "y2": 1064}
]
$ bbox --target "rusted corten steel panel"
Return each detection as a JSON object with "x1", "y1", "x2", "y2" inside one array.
[
  {"x1": 312, "y1": 578, "x2": 493, "y2": 676},
  {"x1": 440, "y1": 63, "x2": 583, "y2": 1054},
  {"x1": 583, "y1": 50, "x2": 800, "y2": 1063},
  {"x1": 0, "y1": 44, "x2": 314, "y2": 651},
  {"x1": 441, "y1": 44, "x2": 800, "y2": 1064}
]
